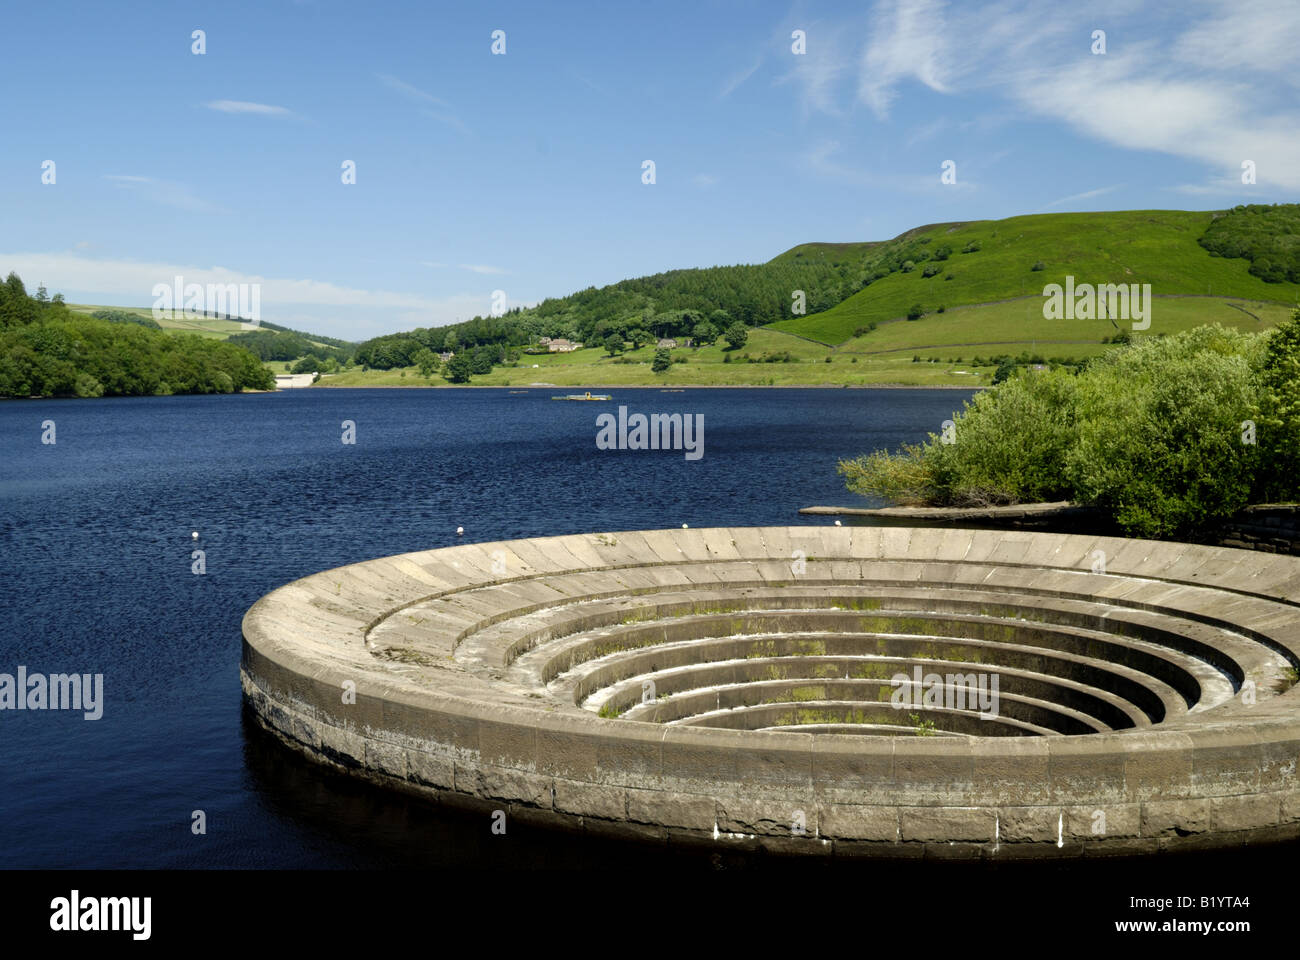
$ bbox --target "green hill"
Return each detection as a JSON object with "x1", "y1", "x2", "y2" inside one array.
[{"x1": 770, "y1": 208, "x2": 1300, "y2": 346}]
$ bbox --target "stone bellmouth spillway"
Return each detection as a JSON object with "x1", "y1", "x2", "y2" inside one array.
[{"x1": 241, "y1": 526, "x2": 1300, "y2": 857}]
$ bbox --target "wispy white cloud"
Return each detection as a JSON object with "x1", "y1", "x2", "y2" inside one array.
[
  {"x1": 858, "y1": 0, "x2": 955, "y2": 118},
  {"x1": 774, "y1": 25, "x2": 852, "y2": 116},
  {"x1": 205, "y1": 100, "x2": 292, "y2": 116},
  {"x1": 103, "y1": 175, "x2": 225, "y2": 214},
  {"x1": 377, "y1": 73, "x2": 470, "y2": 134},
  {"x1": 782, "y1": 0, "x2": 1300, "y2": 190},
  {"x1": 567, "y1": 67, "x2": 610, "y2": 97},
  {"x1": 1038, "y1": 184, "x2": 1121, "y2": 211},
  {"x1": 376, "y1": 73, "x2": 449, "y2": 107},
  {"x1": 904, "y1": 117, "x2": 949, "y2": 149},
  {"x1": 802, "y1": 139, "x2": 972, "y2": 193},
  {"x1": 1, "y1": 251, "x2": 447, "y2": 311},
  {"x1": 422, "y1": 261, "x2": 509, "y2": 275},
  {"x1": 692, "y1": 173, "x2": 719, "y2": 187},
  {"x1": 720, "y1": 58, "x2": 763, "y2": 98}
]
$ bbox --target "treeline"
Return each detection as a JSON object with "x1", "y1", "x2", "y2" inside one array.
[
  {"x1": 227, "y1": 327, "x2": 353, "y2": 365},
  {"x1": 0, "y1": 273, "x2": 274, "y2": 397},
  {"x1": 351, "y1": 257, "x2": 875, "y2": 371},
  {"x1": 840, "y1": 314, "x2": 1300, "y2": 539},
  {"x1": 90, "y1": 308, "x2": 161, "y2": 329},
  {"x1": 1200, "y1": 203, "x2": 1300, "y2": 283}
]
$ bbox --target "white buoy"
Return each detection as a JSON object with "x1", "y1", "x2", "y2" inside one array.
[
  {"x1": 834, "y1": 520, "x2": 842, "y2": 526},
  {"x1": 191, "y1": 531, "x2": 199, "y2": 539},
  {"x1": 456, "y1": 526, "x2": 464, "y2": 536},
  {"x1": 682, "y1": 523, "x2": 689, "y2": 529}
]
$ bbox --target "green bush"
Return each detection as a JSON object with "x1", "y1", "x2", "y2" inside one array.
[
  {"x1": 838, "y1": 323, "x2": 1271, "y2": 537},
  {"x1": 1254, "y1": 309, "x2": 1300, "y2": 499},
  {"x1": 839, "y1": 443, "x2": 934, "y2": 505},
  {"x1": 1065, "y1": 326, "x2": 1260, "y2": 537},
  {"x1": 907, "y1": 304, "x2": 925, "y2": 320}
]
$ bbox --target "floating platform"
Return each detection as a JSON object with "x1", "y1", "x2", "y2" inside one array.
[{"x1": 551, "y1": 391, "x2": 611, "y2": 401}]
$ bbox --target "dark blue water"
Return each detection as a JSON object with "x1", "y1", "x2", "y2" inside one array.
[{"x1": 0, "y1": 387, "x2": 974, "y2": 868}]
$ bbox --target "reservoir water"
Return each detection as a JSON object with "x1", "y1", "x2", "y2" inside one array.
[{"x1": 0, "y1": 387, "x2": 972, "y2": 868}]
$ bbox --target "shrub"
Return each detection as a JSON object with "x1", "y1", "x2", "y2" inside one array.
[
  {"x1": 900, "y1": 260, "x2": 916, "y2": 273},
  {"x1": 907, "y1": 303, "x2": 925, "y2": 320},
  {"x1": 838, "y1": 444, "x2": 934, "y2": 505},
  {"x1": 922, "y1": 264, "x2": 942, "y2": 278},
  {"x1": 1065, "y1": 326, "x2": 1260, "y2": 537},
  {"x1": 962, "y1": 240, "x2": 981, "y2": 253},
  {"x1": 1031, "y1": 260, "x2": 1046, "y2": 271},
  {"x1": 1246, "y1": 308, "x2": 1300, "y2": 501}
]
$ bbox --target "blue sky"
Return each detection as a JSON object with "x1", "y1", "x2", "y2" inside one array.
[{"x1": 2, "y1": 0, "x2": 1297, "y2": 340}]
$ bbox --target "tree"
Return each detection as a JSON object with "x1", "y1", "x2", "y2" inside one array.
[
  {"x1": 604, "y1": 333, "x2": 623, "y2": 356},
  {"x1": 651, "y1": 348, "x2": 672, "y2": 373},
  {"x1": 693, "y1": 321, "x2": 718, "y2": 345},
  {"x1": 627, "y1": 327, "x2": 650, "y2": 349},
  {"x1": 470, "y1": 345, "x2": 494, "y2": 375},
  {"x1": 413, "y1": 347, "x2": 438, "y2": 378},
  {"x1": 444, "y1": 352, "x2": 473, "y2": 383},
  {"x1": 1255, "y1": 308, "x2": 1300, "y2": 500},
  {"x1": 724, "y1": 322, "x2": 748, "y2": 350}
]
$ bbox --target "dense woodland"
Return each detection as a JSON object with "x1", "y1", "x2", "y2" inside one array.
[
  {"x1": 350, "y1": 231, "x2": 961, "y2": 371},
  {"x1": 0, "y1": 273, "x2": 274, "y2": 397},
  {"x1": 351, "y1": 260, "x2": 875, "y2": 369},
  {"x1": 1200, "y1": 203, "x2": 1300, "y2": 283}
]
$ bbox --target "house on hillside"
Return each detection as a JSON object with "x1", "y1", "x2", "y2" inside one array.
[
  {"x1": 438, "y1": 351, "x2": 455, "y2": 362},
  {"x1": 656, "y1": 338, "x2": 677, "y2": 349},
  {"x1": 547, "y1": 338, "x2": 582, "y2": 352}
]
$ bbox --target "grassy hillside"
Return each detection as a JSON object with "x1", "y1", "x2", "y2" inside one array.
[
  {"x1": 837, "y1": 295, "x2": 1296, "y2": 360},
  {"x1": 320, "y1": 327, "x2": 983, "y2": 387},
  {"x1": 66, "y1": 303, "x2": 346, "y2": 350},
  {"x1": 770, "y1": 210, "x2": 1300, "y2": 345}
]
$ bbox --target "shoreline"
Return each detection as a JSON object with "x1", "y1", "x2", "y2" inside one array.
[{"x1": 303, "y1": 381, "x2": 983, "y2": 391}]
